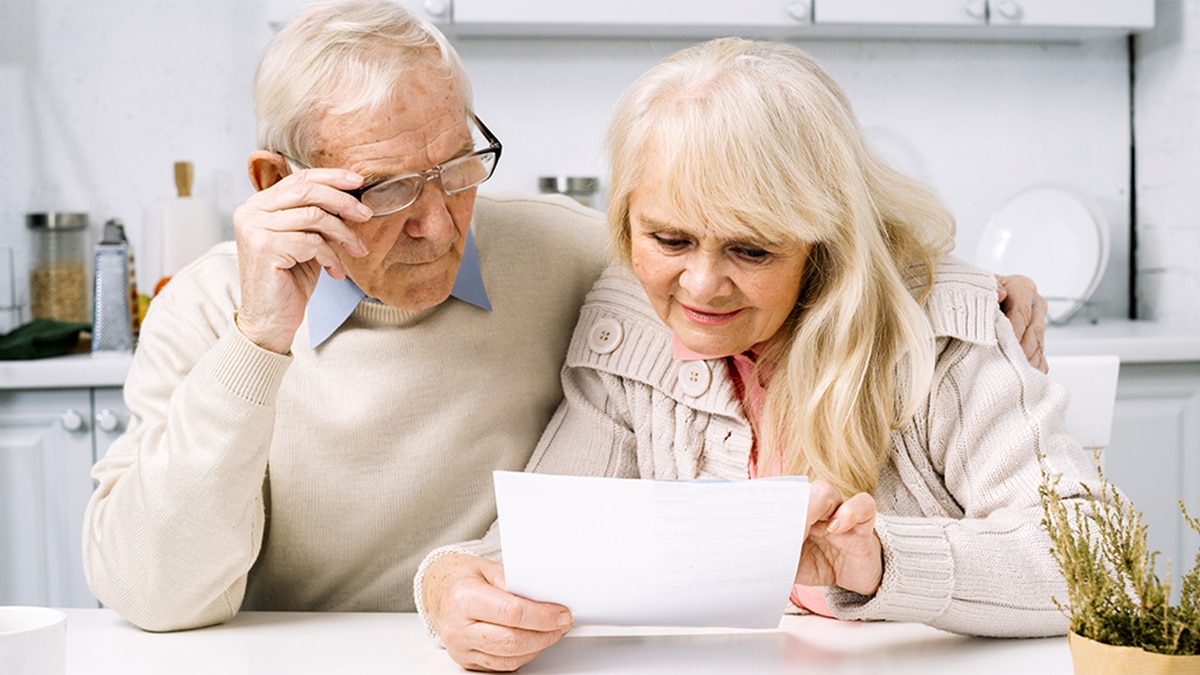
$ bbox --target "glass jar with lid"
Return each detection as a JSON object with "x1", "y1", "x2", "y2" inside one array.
[
  {"x1": 538, "y1": 176, "x2": 601, "y2": 208},
  {"x1": 27, "y1": 212, "x2": 90, "y2": 324}
]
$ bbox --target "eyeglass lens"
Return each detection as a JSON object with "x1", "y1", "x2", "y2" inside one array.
[{"x1": 359, "y1": 151, "x2": 497, "y2": 214}]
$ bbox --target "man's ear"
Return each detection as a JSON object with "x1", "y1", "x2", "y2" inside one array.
[{"x1": 248, "y1": 150, "x2": 290, "y2": 192}]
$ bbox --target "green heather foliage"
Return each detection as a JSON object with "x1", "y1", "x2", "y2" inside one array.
[{"x1": 1040, "y1": 451, "x2": 1200, "y2": 656}]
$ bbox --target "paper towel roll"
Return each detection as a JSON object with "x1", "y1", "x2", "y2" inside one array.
[{"x1": 157, "y1": 162, "x2": 222, "y2": 292}]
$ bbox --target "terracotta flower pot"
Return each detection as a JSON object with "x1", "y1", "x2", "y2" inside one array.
[{"x1": 1069, "y1": 632, "x2": 1200, "y2": 675}]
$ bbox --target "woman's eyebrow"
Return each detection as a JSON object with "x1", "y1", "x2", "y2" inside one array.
[
  {"x1": 636, "y1": 216, "x2": 688, "y2": 234},
  {"x1": 726, "y1": 235, "x2": 784, "y2": 250},
  {"x1": 639, "y1": 216, "x2": 781, "y2": 249}
]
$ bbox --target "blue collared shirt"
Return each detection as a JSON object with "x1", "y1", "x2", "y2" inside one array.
[{"x1": 306, "y1": 229, "x2": 492, "y2": 348}]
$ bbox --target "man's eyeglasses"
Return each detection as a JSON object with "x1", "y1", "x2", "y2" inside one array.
[{"x1": 282, "y1": 115, "x2": 502, "y2": 218}]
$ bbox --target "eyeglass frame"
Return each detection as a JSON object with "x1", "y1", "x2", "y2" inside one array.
[{"x1": 279, "y1": 114, "x2": 502, "y2": 218}]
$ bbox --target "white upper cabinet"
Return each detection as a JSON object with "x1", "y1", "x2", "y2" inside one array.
[
  {"x1": 267, "y1": 0, "x2": 451, "y2": 31},
  {"x1": 446, "y1": 0, "x2": 1152, "y2": 40},
  {"x1": 452, "y1": 0, "x2": 812, "y2": 37},
  {"x1": 986, "y1": 0, "x2": 1153, "y2": 28},
  {"x1": 815, "y1": 0, "x2": 986, "y2": 26},
  {"x1": 813, "y1": 0, "x2": 1153, "y2": 33}
]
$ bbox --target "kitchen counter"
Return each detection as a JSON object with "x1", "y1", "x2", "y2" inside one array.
[
  {"x1": 0, "y1": 352, "x2": 133, "y2": 389},
  {"x1": 1, "y1": 319, "x2": 1196, "y2": 391},
  {"x1": 1046, "y1": 318, "x2": 1200, "y2": 363},
  {"x1": 60, "y1": 608, "x2": 1074, "y2": 674}
]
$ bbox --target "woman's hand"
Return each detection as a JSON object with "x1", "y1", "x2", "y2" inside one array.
[
  {"x1": 422, "y1": 553, "x2": 572, "y2": 672},
  {"x1": 795, "y1": 480, "x2": 883, "y2": 597}
]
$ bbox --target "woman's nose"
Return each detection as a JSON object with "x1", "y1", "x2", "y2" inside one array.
[{"x1": 679, "y1": 254, "x2": 730, "y2": 302}]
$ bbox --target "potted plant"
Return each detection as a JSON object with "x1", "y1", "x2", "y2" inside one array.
[{"x1": 1040, "y1": 452, "x2": 1200, "y2": 674}]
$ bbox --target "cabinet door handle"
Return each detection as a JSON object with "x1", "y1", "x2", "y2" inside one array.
[
  {"x1": 964, "y1": 0, "x2": 987, "y2": 20},
  {"x1": 96, "y1": 409, "x2": 122, "y2": 433},
  {"x1": 787, "y1": 0, "x2": 811, "y2": 23},
  {"x1": 994, "y1": 0, "x2": 1021, "y2": 20},
  {"x1": 60, "y1": 408, "x2": 86, "y2": 432}
]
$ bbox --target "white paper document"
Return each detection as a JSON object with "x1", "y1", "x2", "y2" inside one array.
[{"x1": 493, "y1": 471, "x2": 810, "y2": 629}]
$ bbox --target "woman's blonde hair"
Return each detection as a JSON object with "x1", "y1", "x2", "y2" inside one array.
[
  {"x1": 253, "y1": 0, "x2": 473, "y2": 163},
  {"x1": 606, "y1": 38, "x2": 956, "y2": 496}
]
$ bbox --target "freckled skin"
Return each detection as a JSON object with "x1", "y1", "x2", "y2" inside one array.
[{"x1": 310, "y1": 68, "x2": 476, "y2": 311}]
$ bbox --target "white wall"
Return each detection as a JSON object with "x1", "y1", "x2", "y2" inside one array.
[
  {"x1": 0, "y1": 0, "x2": 1136, "y2": 325},
  {"x1": 0, "y1": 0, "x2": 271, "y2": 321},
  {"x1": 462, "y1": 35, "x2": 1133, "y2": 325},
  {"x1": 1134, "y1": 0, "x2": 1200, "y2": 326}
]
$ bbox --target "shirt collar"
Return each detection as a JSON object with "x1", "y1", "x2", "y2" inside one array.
[{"x1": 306, "y1": 228, "x2": 491, "y2": 348}]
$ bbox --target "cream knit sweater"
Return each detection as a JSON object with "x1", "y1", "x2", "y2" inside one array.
[
  {"x1": 82, "y1": 192, "x2": 607, "y2": 631},
  {"x1": 421, "y1": 257, "x2": 1099, "y2": 639}
]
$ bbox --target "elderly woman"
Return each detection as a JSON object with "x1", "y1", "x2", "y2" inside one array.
[{"x1": 418, "y1": 38, "x2": 1092, "y2": 671}]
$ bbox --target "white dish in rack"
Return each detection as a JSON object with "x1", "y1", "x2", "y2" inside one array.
[{"x1": 974, "y1": 184, "x2": 1109, "y2": 325}]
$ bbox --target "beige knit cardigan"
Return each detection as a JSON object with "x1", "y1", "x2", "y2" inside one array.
[{"x1": 418, "y1": 256, "x2": 1099, "y2": 639}]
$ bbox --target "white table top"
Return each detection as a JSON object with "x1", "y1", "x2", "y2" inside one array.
[{"x1": 60, "y1": 608, "x2": 1074, "y2": 674}]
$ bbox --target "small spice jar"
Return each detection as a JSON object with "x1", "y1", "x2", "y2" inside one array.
[{"x1": 27, "y1": 212, "x2": 90, "y2": 323}]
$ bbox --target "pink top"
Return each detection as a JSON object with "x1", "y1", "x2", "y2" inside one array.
[{"x1": 671, "y1": 336, "x2": 834, "y2": 618}]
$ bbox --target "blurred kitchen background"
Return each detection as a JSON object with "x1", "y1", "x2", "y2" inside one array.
[
  {"x1": 1, "y1": 0, "x2": 1199, "y2": 609},
  {"x1": 0, "y1": 0, "x2": 1196, "y2": 326}
]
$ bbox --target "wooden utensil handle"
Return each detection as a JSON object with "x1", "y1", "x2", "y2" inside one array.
[{"x1": 174, "y1": 161, "x2": 193, "y2": 198}]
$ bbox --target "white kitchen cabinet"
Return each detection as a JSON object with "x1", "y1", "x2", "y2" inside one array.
[
  {"x1": 986, "y1": 0, "x2": 1154, "y2": 28},
  {"x1": 1103, "y1": 362, "x2": 1200, "y2": 587},
  {"x1": 814, "y1": 0, "x2": 1152, "y2": 29},
  {"x1": 261, "y1": 0, "x2": 1154, "y2": 40},
  {"x1": 266, "y1": 0, "x2": 450, "y2": 31},
  {"x1": 453, "y1": 0, "x2": 811, "y2": 37},
  {"x1": 447, "y1": 0, "x2": 1151, "y2": 39},
  {"x1": 0, "y1": 386, "x2": 128, "y2": 608},
  {"x1": 814, "y1": 0, "x2": 986, "y2": 26}
]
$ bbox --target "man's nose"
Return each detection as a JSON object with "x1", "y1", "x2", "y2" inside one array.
[{"x1": 402, "y1": 180, "x2": 458, "y2": 245}]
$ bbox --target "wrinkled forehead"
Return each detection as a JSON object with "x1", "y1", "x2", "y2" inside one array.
[{"x1": 307, "y1": 68, "x2": 472, "y2": 165}]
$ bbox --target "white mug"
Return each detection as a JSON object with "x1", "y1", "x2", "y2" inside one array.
[{"x1": 0, "y1": 606, "x2": 66, "y2": 675}]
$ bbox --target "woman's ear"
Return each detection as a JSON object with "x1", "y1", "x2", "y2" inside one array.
[{"x1": 247, "y1": 151, "x2": 290, "y2": 192}]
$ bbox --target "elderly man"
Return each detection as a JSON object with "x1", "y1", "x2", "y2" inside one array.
[{"x1": 82, "y1": 0, "x2": 1047, "y2": 633}]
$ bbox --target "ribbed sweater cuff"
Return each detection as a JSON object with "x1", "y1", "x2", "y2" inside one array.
[
  {"x1": 205, "y1": 328, "x2": 292, "y2": 406},
  {"x1": 413, "y1": 532, "x2": 504, "y2": 646},
  {"x1": 413, "y1": 545, "x2": 480, "y2": 647},
  {"x1": 825, "y1": 516, "x2": 954, "y2": 623}
]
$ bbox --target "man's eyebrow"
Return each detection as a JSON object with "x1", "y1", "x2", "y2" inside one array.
[
  {"x1": 360, "y1": 136, "x2": 478, "y2": 187},
  {"x1": 359, "y1": 172, "x2": 392, "y2": 187}
]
